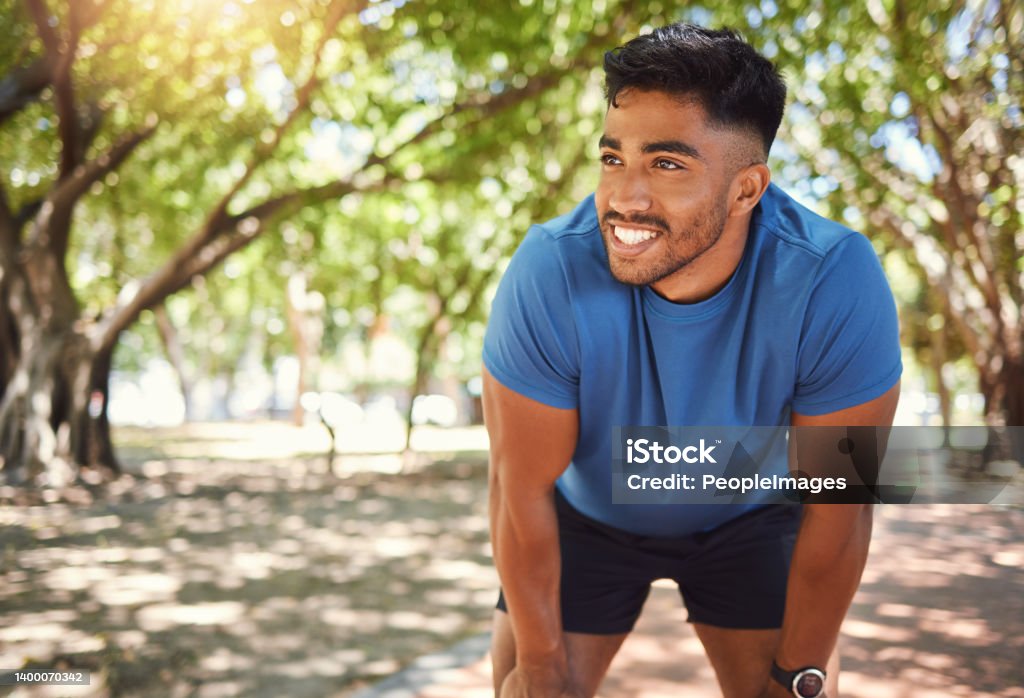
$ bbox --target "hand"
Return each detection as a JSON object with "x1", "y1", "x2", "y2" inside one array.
[{"x1": 498, "y1": 665, "x2": 585, "y2": 698}]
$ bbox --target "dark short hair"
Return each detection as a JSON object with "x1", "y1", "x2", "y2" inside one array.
[{"x1": 603, "y1": 23, "x2": 786, "y2": 155}]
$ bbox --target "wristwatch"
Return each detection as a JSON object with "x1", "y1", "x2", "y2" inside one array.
[{"x1": 770, "y1": 661, "x2": 827, "y2": 697}]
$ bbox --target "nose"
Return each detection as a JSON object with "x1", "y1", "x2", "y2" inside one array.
[{"x1": 606, "y1": 171, "x2": 652, "y2": 215}]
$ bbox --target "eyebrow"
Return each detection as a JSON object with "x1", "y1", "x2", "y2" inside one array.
[{"x1": 599, "y1": 135, "x2": 705, "y2": 162}]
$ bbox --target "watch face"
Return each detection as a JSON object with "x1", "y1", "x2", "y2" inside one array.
[{"x1": 795, "y1": 672, "x2": 824, "y2": 697}]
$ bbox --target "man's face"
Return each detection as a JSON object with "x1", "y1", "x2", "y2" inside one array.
[{"x1": 595, "y1": 89, "x2": 735, "y2": 292}]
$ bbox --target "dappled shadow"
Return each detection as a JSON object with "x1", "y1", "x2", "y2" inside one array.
[
  {"x1": 393, "y1": 505, "x2": 1024, "y2": 698},
  {"x1": 616, "y1": 505, "x2": 1024, "y2": 698},
  {"x1": 0, "y1": 442, "x2": 497, "y2": 697},
  {"x1": 2, "y1": 425, "x2": 1022, "y2": 698},
  {"x1": 840, "y1": 504, "x2": 1024, "y2": 697}
]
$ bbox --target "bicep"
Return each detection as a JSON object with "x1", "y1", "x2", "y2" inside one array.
[
  {"x1": 792, "y1": 234, "x2": 902, "y2": 416},
  {"x1": 792, "y1": 381, "x2": 900, "y2": 513},
  {"x1": 483, "y1": 366, "x2": 578, "y2": 497},
  {"x1": 792, "y1": 380, "x2": 900, "y2": 427}
]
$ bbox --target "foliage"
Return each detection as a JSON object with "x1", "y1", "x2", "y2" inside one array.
[
  {"x1": 3, "y1": 0, "x2": 698, "y2": 475},
  {"x1": 2, "y1": 0, "x2": 1020, "y2": 466},
  {"x1": 762, "y1": 0, "x2": 1023, "y2": 421}
]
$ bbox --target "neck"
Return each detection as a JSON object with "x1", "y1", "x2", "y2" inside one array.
[{"x1": 650, "y1": 213, "x2": 752, "y2": 304}]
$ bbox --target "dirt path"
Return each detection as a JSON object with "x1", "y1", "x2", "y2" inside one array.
[
  {"x1": 362, "y1": 505, "x2": 1024, "y2": 698},
  {"x1": 1, "y1": 422, "x2": 1022, "y2": 697},
  {"x1": 1, "y1": 446, "x2": 496, "y2": 697}
]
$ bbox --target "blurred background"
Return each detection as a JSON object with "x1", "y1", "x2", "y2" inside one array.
[{"x1": 0, "y1": 0, "x2": 1021, "y2": 696}]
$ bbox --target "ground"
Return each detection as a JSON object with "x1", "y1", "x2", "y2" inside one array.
[
  {"x1": 0, "y1": 421, "x2": 496, "y2": 697},
  {"x1": 0, "y1": 421, "x2": 1022, "y2": 697}
]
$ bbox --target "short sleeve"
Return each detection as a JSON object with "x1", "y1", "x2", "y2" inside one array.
[
  {"x1": 482, "y1": 227, "x2": 580, "y2": 409},
  {"x1": 791, "y1": 233, "x2": 903, "y2": 415}
]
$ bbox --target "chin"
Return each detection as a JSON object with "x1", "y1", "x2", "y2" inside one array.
[{"x1": 607, "y1": 258, "x2": 659, "y2": 287}]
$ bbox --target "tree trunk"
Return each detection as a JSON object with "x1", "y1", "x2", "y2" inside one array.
[
  {"x1": 930, "y1": 325, "x2": 952, "y2": 428},
  {"x1": 0, "y1": 232, "x2": 120, "y2": 483},
  {"x1": 401, "y1": 313, "x2": 450, "y2": 454},
  {"x1": 0, "y1": 323, "x2": 119, "y2": 484},
  {"x1": 154, "y1": 304, "x2": 193, "y2": 421},
  {"x1": 978, "y1": 354, "x2": 1024, "y2": 466},
  {"x1": 0, "y1": 281, "x2": 18, "y2": 406},
  {"x1": 71, "y1": 340, "x2": 118, "y2": 473},
  {"x1": 403, "y1": 321, "x2": 442, "y2": 454},
  {"x1": 1003, "y1": 357, "x2": 1024, "y2": 465},
  {"x1": 1004, "y1": 357, "x2": 1024, "y2": 429},
  {"x1": 286, "y1": 273, "x2": 311, "y2": 427},
  {"x1": 285, "y1": 272, "x2": 323, "y2": 426}
]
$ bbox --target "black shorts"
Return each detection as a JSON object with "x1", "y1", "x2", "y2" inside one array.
[{"x1": 496, "y1": 491, "x2": 801, "y2": 634}]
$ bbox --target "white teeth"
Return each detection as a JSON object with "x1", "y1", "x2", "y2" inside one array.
[{"x1": 613, "y1": 226, "x2": 658, "y2": 245}]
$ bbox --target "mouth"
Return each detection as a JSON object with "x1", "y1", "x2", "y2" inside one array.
[
  {"x1": 609, "y1": 225, "x2": 661, "y2": 256},
  {"x1": 613, "y1": 225, "x2": 660, "y2": 244}
]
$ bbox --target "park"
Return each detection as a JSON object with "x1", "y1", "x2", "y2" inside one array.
[{"x1": 1, "y1": 0, "x2": 1022, "y2": 695}]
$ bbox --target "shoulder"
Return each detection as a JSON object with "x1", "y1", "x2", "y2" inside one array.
[
  {"x1": 484, "y1": 197, "x2": 604, "y2": 408},
  {"x1": 506, "y1": 194, "x2": 607, "y2": 284},
  {"x1": 537, "y1": 193, "x2": 601, "y2": 235},
  {"x1": 524, "y1": 193, "x2": 602, "y2": 252},
  {"x1": 754, "y1": 183, "x2": 872, "y2": 264}
]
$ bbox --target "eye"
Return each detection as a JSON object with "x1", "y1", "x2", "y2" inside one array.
[
  {"x1": 600, "y1": 153, "x2": 622, "y2": 166},
  {"x1": 654, "y1": 158, "x2": 683, "y2": 170}
]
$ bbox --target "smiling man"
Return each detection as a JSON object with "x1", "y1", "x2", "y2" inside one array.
[{"x1": 482, "y1": 23, "x2": 901, "y2": 698}]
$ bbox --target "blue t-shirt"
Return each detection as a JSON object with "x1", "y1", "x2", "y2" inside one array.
[{"x1": 483, "y1": 183, "x2": 902, "y2": 536}]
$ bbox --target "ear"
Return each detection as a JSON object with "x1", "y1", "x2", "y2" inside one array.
[{"x1": 726, "y1": 162, "x2": 771, "y2": 218}]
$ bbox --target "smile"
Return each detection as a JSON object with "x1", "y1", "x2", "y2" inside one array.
[{"x1": 613, "y1": 226, "x2": 660, "y2": 246}]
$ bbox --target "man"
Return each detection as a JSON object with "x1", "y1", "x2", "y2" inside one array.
[{"x1": 482, "y1": 22, "x2": 901, "y2": 698}]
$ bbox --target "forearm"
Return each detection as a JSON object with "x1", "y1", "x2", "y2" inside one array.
[
  {"x1": 775, "y1": 504, "x2": 873, "y2": 669},
  {"x1": 490, "y1": 477, "x2": 568, "y2": 672}
]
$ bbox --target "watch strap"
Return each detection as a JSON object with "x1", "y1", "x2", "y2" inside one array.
[{"x1": 770, "y1": 660, "x2": 826, "y2": 697}]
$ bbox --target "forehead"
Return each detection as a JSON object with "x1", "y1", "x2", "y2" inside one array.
[{"x1": 603, "y1": 89, "x2": 716, "y2": 143}]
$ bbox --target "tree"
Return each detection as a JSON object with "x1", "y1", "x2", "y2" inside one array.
[
  {"x1": 0, "y1": 0, "x2": 361, "y2": 481},
  {"x1": 765, "y1": 0, "x2": 1022, "y2": 425},
  {"x1": 0, "y1": 0, "x2": 664, "y2": 481}
]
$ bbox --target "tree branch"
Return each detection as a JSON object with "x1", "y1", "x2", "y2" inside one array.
[
  {"x1": 24, "y1": 0, "x2": 84, "y2": 179},
  {"x1": 891, "y1": 0, "x2": 1002, "y2": 306},
  {"x1": 0, "y1": 187, "x2": 44, "y2": 260},
  {"x1": 14, "y1": 199, "x2": 45, "y2": 232},
  {"x1": 25, "y1": 118, "x2": 157, "y2": 262},
  {"x1": 52, "y1": 26, "x2": 82, "y2": 179},
  {"x1": 70, "y1": 0, "x2": 112, "y2": 33},
  {"x1": 0, "y1": 187, "x2": 18, "y2": 268},
  {"x1": 168, "y1": 220, "x2": 268, "y2": 298},
  {"x1": 97, "y1": 0, "x2": 617, "y2": 358},
  {"x1": 94, "y1": 1, "x2": 361, "y2": 350},
  {"x1": 238, "y1": 50, "x2": 591, "y2": 224},
  {"x1": 826, "y1": 123, "x2": 1004, "y2": 355},
  {"x1": 23, "y1": 0, "x2": 59, "y2": 56},
  {"x1": 0, "y1": 57, "x2": 52, "y2": 126},
  {"x1": 885, "y1": 7, "x2": 1012, "y2": 363},
  {"x1": 916, "y1": 101, "x2": 1007, "y2": 353},
  {"x1": 874, "y1": 207, "x2": 986, "y2": 364},
  {"x1": 71, "y1": 101, "x2": 105, "y2": 168},
  {"x1": 198, "y1": 0, "x2": 364, "y2": 243},
  {"x1": 48, "y1": 118, "x2": 155, "y2": 209},
  {"x1": 97, "y1": 204, "x2": 294, "y2": 355},
  {"x1": 219, "y1": 0, "x2": 619, "y2": 233}
]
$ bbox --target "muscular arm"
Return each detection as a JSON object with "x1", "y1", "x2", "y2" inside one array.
[
  {"x1": 483, "y1": 367, "x2": 579, "y2": 690},
  {"x1": 772, "y1": 382, "x2": 900, "y2": 684}
]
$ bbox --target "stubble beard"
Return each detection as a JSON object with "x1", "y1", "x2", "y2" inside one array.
[{"x1": 601, "y1": 202, "x2": 729, "y2": 288}]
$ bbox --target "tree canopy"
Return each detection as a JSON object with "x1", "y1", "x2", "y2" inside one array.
[{"x1": 1, "y1": 0, "x2": 1021, "y2": 479}]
